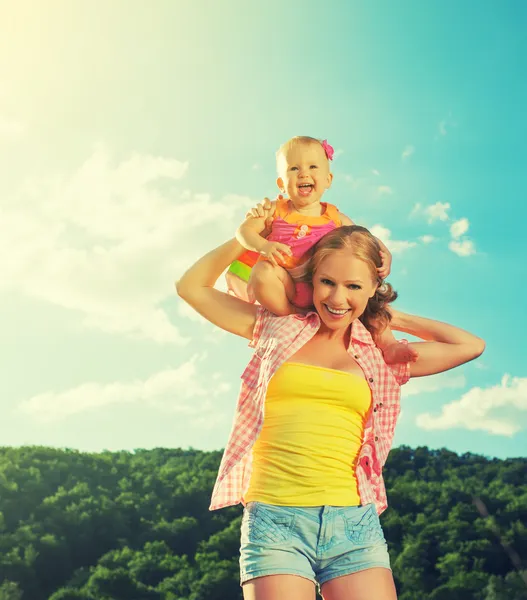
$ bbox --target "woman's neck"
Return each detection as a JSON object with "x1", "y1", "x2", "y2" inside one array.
[{"x1": 315, "y1": 322, "x2": 352, "y2": 343}]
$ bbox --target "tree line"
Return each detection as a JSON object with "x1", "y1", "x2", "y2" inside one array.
[{"x1": 0, "y1": 445, "x2": 525, "y2": 599}]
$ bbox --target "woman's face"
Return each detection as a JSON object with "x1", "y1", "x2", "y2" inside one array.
[{"x1": 312, "y1": 249, "x2": 377, "y2": 332}]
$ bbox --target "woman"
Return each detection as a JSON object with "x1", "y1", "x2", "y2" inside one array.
[{"x1": 176, "y1": 225, "x2": 484, "y2": 600}]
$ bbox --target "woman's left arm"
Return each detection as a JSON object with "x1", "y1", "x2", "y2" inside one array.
[{"x1": 389, "y1": 309, "x2": 485, "y2": 377}]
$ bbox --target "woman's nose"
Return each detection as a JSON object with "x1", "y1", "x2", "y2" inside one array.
[{"x1": 330, "y1": 285, "x2": 347, "y2": 306}]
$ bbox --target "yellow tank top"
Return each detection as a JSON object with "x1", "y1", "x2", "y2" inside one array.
[{"x1": 244, "y1": 362, "x2": 372, "y2": 506}]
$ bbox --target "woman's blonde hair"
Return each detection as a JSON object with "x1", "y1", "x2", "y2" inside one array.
[{"x1": 293, "y1": 225, "x2": 397, "y2": 338}]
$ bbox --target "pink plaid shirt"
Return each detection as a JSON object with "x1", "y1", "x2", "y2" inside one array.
[{"x1": 209, "y1": 307, "x2": 410, "y2": 515}]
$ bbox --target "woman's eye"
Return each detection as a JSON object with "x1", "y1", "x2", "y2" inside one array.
[
  {"x1": 290, "y1": 166, "x2": 298, "y2": 171},
  {"x1": 310, "y1": 165, "x2": 318, "y2": 169},
  {"x1": 321, "y1": 278, "x2": 333, "y2": 286},
  {"x1": 348, "y1": 284, "x2": 361, "y2": 290}
]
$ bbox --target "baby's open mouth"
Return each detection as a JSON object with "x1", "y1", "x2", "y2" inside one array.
[{"x1": 298, "y1": 184, "x2": 314, "y2": 196}]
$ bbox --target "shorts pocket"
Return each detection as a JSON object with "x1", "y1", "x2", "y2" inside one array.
[
  {"x1": 242, "y1": 503, "x2": 296, "y2": 546},
  {"x1": 343, "y1": 504, "x2": 385, "y2": 545}
]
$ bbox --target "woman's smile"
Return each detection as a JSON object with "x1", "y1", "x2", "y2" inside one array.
[{"x1": 324, "y1": 304, "x2": 351, "y2": 317}]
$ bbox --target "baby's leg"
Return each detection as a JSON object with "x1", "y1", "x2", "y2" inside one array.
[
  {"x1": 376, "y1": 324, "x2": 419, "y2": 365},
  {"x1": 248, "y1": 260, "x2": 298, "y2": 316}
]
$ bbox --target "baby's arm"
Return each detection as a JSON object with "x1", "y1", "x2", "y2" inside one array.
[
  {"x1": 237, "y1": 201, "x2": 292, "y2": 266},
  {"x1": 237, "y1": 202, "x2": 276, "y2": 252},
  {"x1": 340, "y1": 213, "x2": 392, "y2": 278}
]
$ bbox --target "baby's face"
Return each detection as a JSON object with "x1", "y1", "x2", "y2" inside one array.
[{"x1": 277, "y1": 142, "x2": 333, "y2": 209}]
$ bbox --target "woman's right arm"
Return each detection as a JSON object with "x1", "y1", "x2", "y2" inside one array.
[
  {"x1": 176, "y1": 238, "x2": 258, "y2": 340},
  {"x1": 390, "y1": 309, "x2": 485, "y2": 377}
]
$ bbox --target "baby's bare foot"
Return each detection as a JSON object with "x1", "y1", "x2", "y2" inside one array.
[{"x1": 383, "y1": 342, "x2": 419, "y2": 365}]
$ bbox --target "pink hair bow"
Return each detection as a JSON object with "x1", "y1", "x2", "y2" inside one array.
[{"x1": 321, "y1": 139, "x2": 334, "y2": 161}]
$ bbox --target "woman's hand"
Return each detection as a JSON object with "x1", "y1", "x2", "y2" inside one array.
[{"x1": 245, "y1": 196, "x2": 279, "y2": 236}]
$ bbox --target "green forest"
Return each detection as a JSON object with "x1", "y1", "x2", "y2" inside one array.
[{"x1": 0, "y1": 445, "x2": 525, "y2": 600}]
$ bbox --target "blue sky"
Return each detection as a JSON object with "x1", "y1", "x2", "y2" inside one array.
[{"x1": 1, "y1": 1, "x2": 525, "y2": 460}]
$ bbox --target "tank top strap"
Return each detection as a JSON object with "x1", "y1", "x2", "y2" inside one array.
[
  {"x1": 324, "y1": 202, "x2": 342, "y2": 226},
  {"x1": 274, "y1": 196, "x2": 291, "y2": 220}
]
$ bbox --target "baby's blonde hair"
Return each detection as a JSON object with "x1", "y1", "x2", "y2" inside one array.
[{"x1": 276, "y1": 136, "x2": 329, "y2": 176}]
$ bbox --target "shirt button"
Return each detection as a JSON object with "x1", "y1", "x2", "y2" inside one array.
[
  {"x1": 354, "y1": 354, "x2": 359, "y2": 359},
  {"x1": 373, "y1": 408, "x2": 377, "y2": 412},
  {"x1": 369, "y1": 378, "x2": 374, "y2": 383},
  {"x1": 375, "y1": 436, "x2": 379, "y2": 441}
]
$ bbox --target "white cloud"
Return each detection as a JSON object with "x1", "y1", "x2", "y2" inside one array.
[
  {"x1": 177, "y1": 299, "x2": 209, "y2": 324},
  {"x1": 0, "y1": 144, "x2": 255, "y2": 343},
  {"x1": 416, "y1": 374, "x2": 527, "y2": 436},
  {"x1": 371, "y1": 169, "x2": 380, "y2": 176},
  {"x1": 344, "y1": 174, "x2": 368, "y2": 190},
  {"x1": 449, "y1": 218, "x2": 475, "y2": 257},
  {"x1": 0, "y1": 114, "x2": 26, "y2": 139},
  {"x1": 410, "y1": 203, "x2": 422, "y2": 217},
  {"x1": 449, "y1": 239, "x2": 476, "y2": 257},
  {"x1": 378, "y1": 185, "x2": 394, "y2": 196},
  {"x1": 176, "y1": 294, "x2": 228, "y2": 347},
  {"x1": 438, "y1": 113, "x2": 457, "y2": 137},
  {"x1": 402, "y1": 145, "x2": 415, "y2": 160},
  {"x1": 450, "y1": 218, "x2": 469, "y2": 239},
  {"x1": 419, "y1": 235, "x2": 435, "y2": 244},
  {"x1": 411, "y1": 203, "x2": 477, "y2": 258},
  {"x1": 413, "y1": 205, "x2": 476, "y2": 256},
  {"x1": 17, "y1": 354, "x2": 231, "y2": 425},
  {"x1": 369, "y1": 225, "x2": 417, "y2": 254},
  {"x1": 403, "y1": 372, "x2": 467, "y2": 398},
  {"x1": 425, "y1": 202, "x2": 451, "y2": 223}
]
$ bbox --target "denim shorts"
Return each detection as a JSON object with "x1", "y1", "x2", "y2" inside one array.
[{"x1": 239, "y1": 501, "x2": 391, "y2": 588}]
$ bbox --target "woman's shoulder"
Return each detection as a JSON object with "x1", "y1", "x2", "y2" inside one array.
[
  {"x1": 351, "y1": 321, "x2": 410, "y2": 386},
  {"x1": 249, "y1": 308, "x2": 318, "y2": 348}
]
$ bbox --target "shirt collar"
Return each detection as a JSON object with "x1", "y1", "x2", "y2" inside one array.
[
  {"x1": 295, "y1": 311, "x2": 375, "y2": 346},
  {"x1": 350, "y1": 319, "x2": 375, "y2": 346}
]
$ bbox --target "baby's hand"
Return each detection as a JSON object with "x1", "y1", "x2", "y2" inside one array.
[
  {"x1": 260, "y1": 240, "x2": 292, "y2": 267},
  {"x1": 245, "y1": 195, "x2": 280, "y2": 229},
  {"x1": 245, "y1": 197, "x2": 273, "y2": 219},
  {"x1": 378, "y1": 250, "x2": 392, "y2": 279}
]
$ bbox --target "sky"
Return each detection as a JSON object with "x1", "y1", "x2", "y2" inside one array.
[{"x1": 1, "y1": 0, "x2": 526, "y2": 461}]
